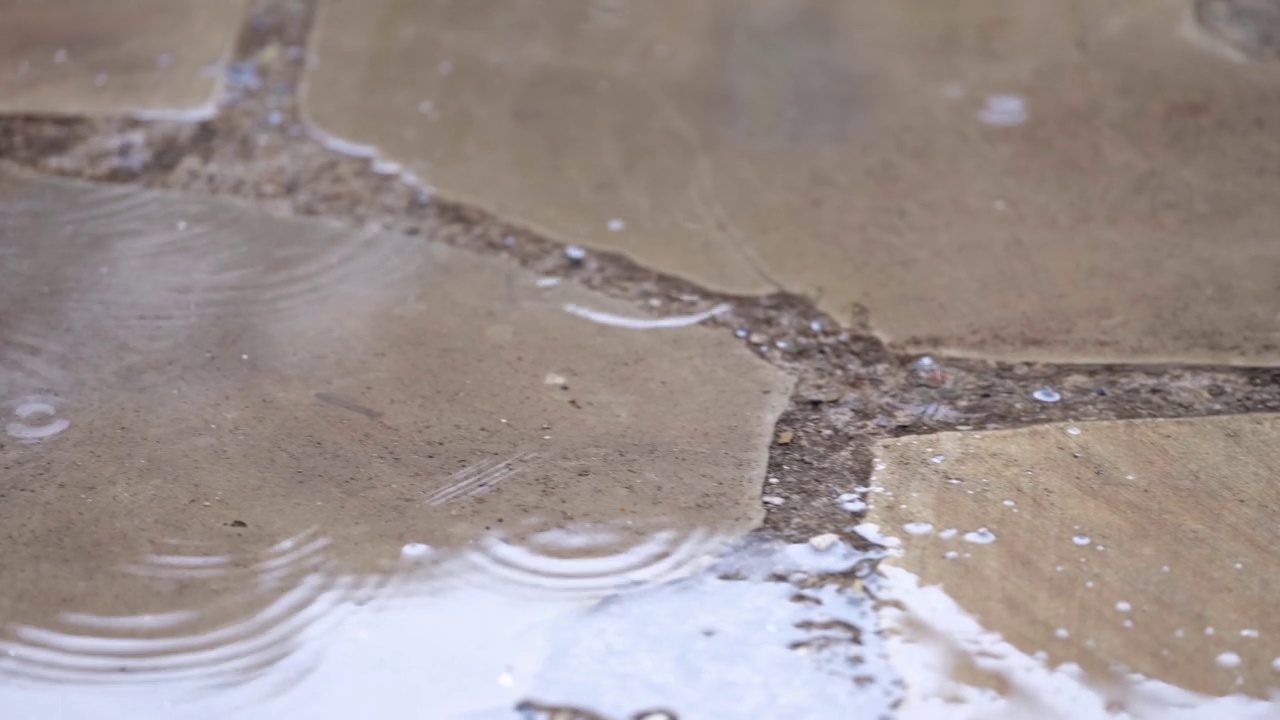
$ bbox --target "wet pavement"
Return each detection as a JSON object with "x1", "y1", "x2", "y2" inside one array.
[
  {"x1": 2, "y1": 0, "x2": 1280, "y2": 718},
  {"x1": 303, "y1": 0, "x2": 1280, "y2": 363},
  {"x1": 0, "y1": 0, "x2": 248, "y2": 118}
]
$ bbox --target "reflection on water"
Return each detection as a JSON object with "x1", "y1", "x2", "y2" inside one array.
[
  {"x1": 0, "y1": 532, "x2": 897, "y2": 719},
  {"x1": 0, "y1": 522, "x2": 718, "y2": 714},
  {"x1": 0, "y1": 168, "x2": 793, "y2": 717}
]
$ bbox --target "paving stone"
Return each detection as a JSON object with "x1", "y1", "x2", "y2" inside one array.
[
  {"x1": 871, "y1": 413, "x2": 1280, "y2": 701},
  {"x1": 0, "y1": 0, "x2": 249, "y2": 116},
  {"x1": 302, "y1": 0, "x2": 1280, "y2": 363},
  {"x1": 0, "y1": 167, "x2": 793, "y2": 688}
]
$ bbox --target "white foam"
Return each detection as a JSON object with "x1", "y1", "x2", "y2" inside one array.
[
  {"x1": 962, "y1": 528, "x2": 996, "y2": 545},
  {"x1": 852, "y1": 523, "x2": 902, "y2": 549},
  {"x1": 878, "y1": 566, "x2": 1280, "y2": 719}
]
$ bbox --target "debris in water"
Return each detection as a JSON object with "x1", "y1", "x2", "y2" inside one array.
[
  {"x1": 564, "y1": 245, "x2": 587, "y2": 262},
  {"x1": 607, "y1": 219, "x2": 626, "y2": 232}
]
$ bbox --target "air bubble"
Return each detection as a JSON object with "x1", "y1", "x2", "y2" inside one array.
[
  {"x1": 1033, "y1": 387, "x2": 1061, "y2": 403},
  {"x1": 400, "y1": 542, "x2": 432, "y2": 560}
]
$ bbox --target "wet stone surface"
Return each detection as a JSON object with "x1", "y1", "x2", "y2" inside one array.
[
  {"x1": 1, "y1": 0, "x2": 1280, "y2": 717},
  {"x1": 868, "y1": 415, "x2": 1280, "y2": 713},
  {"x1": 0, "y1": 168, "x2": 795, "y2": 716},
  {"x1": 0, "y1": 0, "x2": 250, "y2": 117},
  {"x1": 299, "y1": 0, "x2": 1280, "y2": 364}
]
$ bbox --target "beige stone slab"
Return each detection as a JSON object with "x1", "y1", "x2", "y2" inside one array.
[
  {"x1": 870, "y1": 414, "x2": 1280, "y2": 705},
  {"x1": 302, "y1": 0, "x2": 1280, "y2": 363},
  {"x1": 0, "y1": 0, "x2": 249, "y2": 116},
  {"x1": 0, "y1": 166, "x2": 792, "y2": 688}
]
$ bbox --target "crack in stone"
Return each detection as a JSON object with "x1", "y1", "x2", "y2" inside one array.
[{"x1": 0, "y1": 0, "x2": 1277, "y2": 552}]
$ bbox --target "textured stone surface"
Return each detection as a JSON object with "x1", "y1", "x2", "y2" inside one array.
[
  {"x1": 871, "y1": 414, "x2": 1280, "y2": 698},
  {"x1": 0, "y1": 0, "x2": 249, "y2": 116},
  {"x1": 0, "y1": 167, "x2": 792, "y2": 688},
  {"x1": 302, "y1": 0, "x2": 1280, "y2": 363}
]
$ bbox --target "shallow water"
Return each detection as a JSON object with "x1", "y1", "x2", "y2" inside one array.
[{"x1": 0, "y1": 168, "x2": 798, "y2": 717}]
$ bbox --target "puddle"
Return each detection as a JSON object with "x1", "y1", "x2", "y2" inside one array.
[
  {"x1": 0, "y1": 0, "x2": 249, "y2": 117},
  {"x1": 0, "y1": 167, "x2": 794, "y2": 717},
  {"x1": 865, "y1": 415, "x2": 1280, "y2": 714},
  {"x1": 0, "y1": 529, "x2": 899, "y2": 719},
  {"x1": 301, "y1": 0, "x2": 1280, "y2": 363}
]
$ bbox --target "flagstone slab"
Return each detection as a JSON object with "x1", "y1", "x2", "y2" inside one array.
[
  {"x1": 302, "y1": 0, "x2": 1280, "y2": 363},
  {"x1": 870, "y1": 413, "x2": 1280, "y2": 700},
  {"x1": 0, "y1": 0, "x2": 249, "y2": 117}
]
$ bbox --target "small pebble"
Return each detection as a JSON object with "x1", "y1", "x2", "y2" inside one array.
[
  {"x1": 564, "y1": 245, "x2": 587, "y2": 261},
  {"x1": 808, "y1": 533, "x2": 840, "y2": 551},
  {"x1": 762, "y1": 495, "x2": 785, "y2": 506}
]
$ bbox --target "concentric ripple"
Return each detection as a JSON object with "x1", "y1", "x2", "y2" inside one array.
[
  {"x1": 441, "y1": 521, "x2": 728, "y2": 598},
  {"x1": 0, "y1": 529, "x2": 387, "y2": 690},
  {"x1": 0, "y1": 169, "x2": 427, "y2": 394}
]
